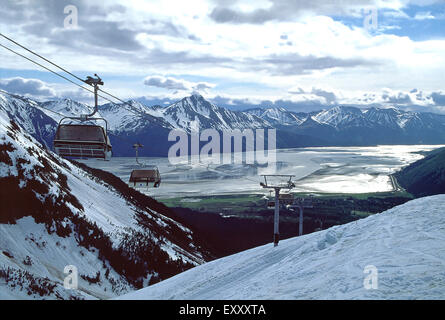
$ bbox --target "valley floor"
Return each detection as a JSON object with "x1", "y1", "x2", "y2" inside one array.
[{"x1": 78, "y1": 145, "x2": 441, "y2": 199}]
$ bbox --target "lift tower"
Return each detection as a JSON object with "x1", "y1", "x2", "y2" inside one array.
[{"x1": 260, "y1": 175, "x2": 295, "y2": 247}]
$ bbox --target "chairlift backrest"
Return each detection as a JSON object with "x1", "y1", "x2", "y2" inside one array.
[
  {"x1": 129, "y1": 169, "x2": 160, "y2": 181},
  {"x1": 56, "y1": 124, "x2": 107, "y2": 143},
  {"x1": 129, "y1": 167, "x2": 161, "y2": 188},
  {"x1": 54, "y1": 122, "x2": 112, "y2": 160}
]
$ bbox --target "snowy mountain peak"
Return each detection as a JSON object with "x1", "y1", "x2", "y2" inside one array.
[
  {"x1": 190, "y1": 93, "x2": 204, "y2": 100},
  {"x1": 41, "y1": 99, "x2": 93, "y2": 117},
  {"x1": 313, "y1": 105, "x2": 366, "y2": 128},
  {"x1": 161, "y1": 95, "x2": 268, "y2": 132},
  {"x1": 246, "y1": 107, "x2": 305, "y2": 126},
  {"x1": 100, "y1": 100, "x2": 148, "y2": 114}
]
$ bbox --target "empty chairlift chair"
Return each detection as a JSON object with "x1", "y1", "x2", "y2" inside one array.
[
  {"x1": 53, "y1": 74, "x2": 112, "y2": 160},
  {"x1": 266, "y1": 193, "x2": 294, "y2": 209},
  {"x1": 267, "y1": 200, "x2": 276, "y2": 209},
  {"x1": 279, "y1": 193, "x2": 294, "y2": 205},
  {"x1": 128, "y1": 143, "x2": 161, "y2": 188},
  {"x1": 54, "y1": 121, "x2": 112, "y2": 160},
  {"x1": 129, "y1": 166, "x2": 161, "y2": 188}
]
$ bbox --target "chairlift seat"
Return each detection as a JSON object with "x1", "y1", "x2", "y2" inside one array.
[
  {"x1": 54, "y1": 124, "x2": 112, "y2": 160},
  {"x1": 267, "y1": 201, "x2": 275, "y2": 209},
  {"x1": 129, "y1": 168, "x2": 161, "y2": 188},
  {"x1": 279, "y1": 193, "x2": 294, "y2": 204}
]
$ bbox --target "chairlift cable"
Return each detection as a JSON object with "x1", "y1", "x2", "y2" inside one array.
[
  {"x1": 0, "y1": 43, "x2": 96, "y2": 96},
  {"x1": 0, "y1": 33, "x2": 128, "y2": 106},
  {"x1": 0, "y1": 42, "x2": 130, "y2": 113},
  {"x1": 0, "y1": 35, "x2": 288, "y2": 182},
  {"x1": 0, "y1": 35, "x2": 264, "y2": 157},
  {"x1": 0, "y1": 42, "x2": 142, "y2": 119},
  {"x1": 0, "y1": 32, "x2": 86, "y2": 84},
  {"x1": 0, "y1": 32, "x2": 137, "y2": 112},
  {"x1": 0, "y1": 35, "x2": 144, "y2": 118}
]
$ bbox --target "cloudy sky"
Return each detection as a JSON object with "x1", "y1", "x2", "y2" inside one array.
[{"x1": 0, "y1": 0, "x2": 444, "y2": 113}]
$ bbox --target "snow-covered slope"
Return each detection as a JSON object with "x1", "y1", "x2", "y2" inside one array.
[
  {"x1": 98, "y1": 100, "x2": 173, "y2": 133},
  {"x1": 39, "y1": 99, "x2": 95, "y2": 122},
  {"x1": 0, "y1": 106, "x2": 207, "y2": 299},
  {"x1": 312, "y1": 105, "x2": 445, "y2": 131},
  {"x1": 119, "y1": 195, "x2": 445, "y2": 300},
  {"x1": 0, "y1": 91, "x2": 56, "y2": 149},
  {"x1": 246, "y1": 104, "x2": 445, "y2": 135},
  {"x1": 313, "y1": 106, "x2": 369, "y2": 128}
]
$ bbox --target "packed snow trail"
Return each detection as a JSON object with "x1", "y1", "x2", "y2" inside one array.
[{"x1": 119, "y1": 195, "x2": 445, "y2": 300}]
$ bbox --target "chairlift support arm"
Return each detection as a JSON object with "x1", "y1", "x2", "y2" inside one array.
[
  {"x1": 133, "y1": 143, "x2": 144, "y2": 166},
  {"x1": 84, "y1": 74, "x2": 104, "y2": 119}
]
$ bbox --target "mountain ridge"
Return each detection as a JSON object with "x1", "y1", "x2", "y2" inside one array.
[
  {"x1": 394, "y1": 147, "x2": 445, "y2": 197},
  {"x1": 2, "y1": 90, "x2": 445, "y2": 157}
]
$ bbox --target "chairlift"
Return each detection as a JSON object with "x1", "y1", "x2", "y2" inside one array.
[
  {"x1": 128, "y1": 143, "x2": 161, "y2": 188},
  {"x1": 129, "y1": 168, "x2": 161, "y2": 188},
  {"x1": 53, "y1": 74, "x2": 112, "y2": 160},
  {"x1": 279, "y1": 193, "x2": 294, "y2": 205},
  {"x1": 54, "y1": 120, "x2": 111, "y2": 160},
  {"x1": 265, "y1": 194, "x2": 294, "y2": 209}
]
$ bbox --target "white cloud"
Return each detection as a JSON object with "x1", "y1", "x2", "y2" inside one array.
[
  {"x1": 143, "y1": 76, "x2": 215, "y2": 93},
  {"x1": 382, "y1": 10, "x2": 410, "y2": 19},
  {"x1": 0, "y1": 77, "x2": 100, "y2": 103},
  {"x1": 414, "y1": 11, "x2": 436, "y2": 20},
  {"x1": 144, "y1": 76, "x2": 190, "y2": 91},
  {"x1": 0, "y1": 0, "x2": 444, "y2": 114},
  {"x1": 0, "y1": 77, "x2": 56, "y2": 98},
  {"x1": 288, "y1": 86, "x2": 337, "y2": 105}
]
